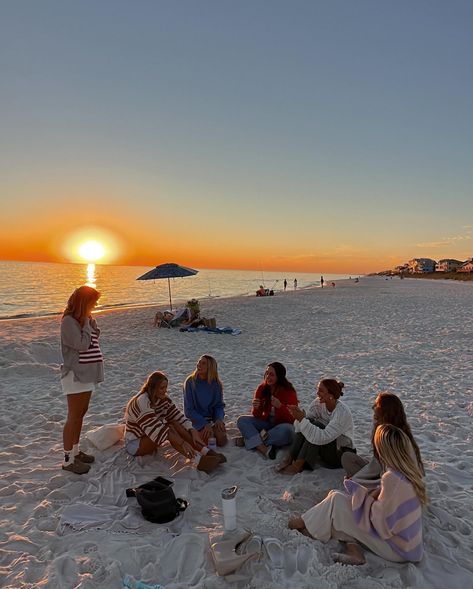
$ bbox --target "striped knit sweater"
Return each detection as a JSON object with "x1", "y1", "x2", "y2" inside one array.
[
  {"x1": 344, "y1": 468, "x2": 424, "y2": 562},
  {"x1": 125, "y1": 394, "x2": 192, "y2": 446}
]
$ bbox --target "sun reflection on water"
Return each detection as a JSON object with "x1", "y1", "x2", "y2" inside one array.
[{"x1": 86, "y1": 263, "x2": 96, "y2": 288}]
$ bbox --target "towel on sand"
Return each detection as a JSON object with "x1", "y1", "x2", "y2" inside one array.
[{"x1": 179, "y1": 326, "x2": 241, "y2": 335}]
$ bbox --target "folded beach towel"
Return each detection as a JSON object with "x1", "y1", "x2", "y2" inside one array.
[{"x1": 179, "y1": 326, "x2": 241, "y2": 336}]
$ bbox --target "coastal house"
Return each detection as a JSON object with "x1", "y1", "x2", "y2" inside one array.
[
  {"x1": 457, "y1": 259, "x2": 473, "y2": 273},
  {"x1": 406, "y1": 258, "x2": 436, "y2": 273},
  {"x1": 394, "y1": 264, "x2": 409, "y2": 274},
  {"x1": 436, "y1": 259, "x2": 463, "y2": 272}
]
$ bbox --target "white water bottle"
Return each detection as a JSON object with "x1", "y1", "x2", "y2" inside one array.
[{"x1": 222, "y1": 485, "x2": 238, "y2": 530}]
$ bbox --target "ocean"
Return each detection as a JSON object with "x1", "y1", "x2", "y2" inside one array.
[{"x1": 0, "y1": 261, "x2": 354, "y2": 320}]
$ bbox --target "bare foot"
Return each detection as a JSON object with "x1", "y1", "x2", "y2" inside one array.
[
  {"x1": 333, "y1": 542, "x2": 365, "y2": 565},
  {"x1": 280, "y1": 461, "x2": 304, "y2": 475},
  {"x1": 256, "y1": 444, "x2": 269, "y2": 457},
  {"x1": 275, "y1": 455, "x2": 292, "y2": 472},
  {"x1": 288, "y1": 516, "x2": 314, "y2": 538},
  {"x1": 288, "y1": 516, "x2": 305, "y2": 530}
]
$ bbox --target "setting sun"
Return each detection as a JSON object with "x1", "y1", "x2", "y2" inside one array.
[
  {"x1": 79, "y1": 240, "x2": 105, "y2": 262},
  {"x1": 60, "y1": 226, "x2": 125, "y2": 264}
]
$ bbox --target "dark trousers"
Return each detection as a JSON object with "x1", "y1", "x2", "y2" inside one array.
[{"x1": 289, "y1": 420, "x2": 354, "y2": 469}]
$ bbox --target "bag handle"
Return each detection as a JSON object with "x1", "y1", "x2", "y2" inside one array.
[{"x1": 176, "y1": 498, "x2": 188, "y2": 513}]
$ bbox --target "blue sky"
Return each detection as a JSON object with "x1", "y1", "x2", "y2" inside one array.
[{"x1": 1, "y1": 1, "x2": 472, "y2": 271}]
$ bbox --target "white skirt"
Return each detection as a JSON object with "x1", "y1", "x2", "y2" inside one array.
[{"x1": 61, "y1": 371, "x2": 96, "y2": 395}]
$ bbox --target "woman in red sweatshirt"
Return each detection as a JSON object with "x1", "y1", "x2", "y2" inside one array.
[{"x1": 236, "y1": 362, "x2": 299, "y2": 460}]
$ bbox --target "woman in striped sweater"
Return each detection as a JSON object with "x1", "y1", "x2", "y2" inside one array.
[
  {"x1": 288, "y1": 424, "x2": 427, "y2": 565},
  {"x1": 61, "y1": 285, "x2": 104, "y2": 474},
  {"x1": 125, "y1": 371, "x2": 223, "y2": 474}
]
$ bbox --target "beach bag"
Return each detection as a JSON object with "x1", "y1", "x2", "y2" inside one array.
[
  {"x1": 86, "y1": 423, "x2": 125, "y2": 451},
  {"x1": 126, "y1": 477, "x2": 188, "y2": 524}
]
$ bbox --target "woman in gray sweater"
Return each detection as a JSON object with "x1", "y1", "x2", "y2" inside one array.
[{"x1": 60, "y1": 286, "x2": 104, "y2": 474}]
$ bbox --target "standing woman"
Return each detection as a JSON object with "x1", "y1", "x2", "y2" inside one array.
[
  {"x1": 236, "y1": 362, "x2": 299, "y2": 459},
  {"x1": 183, "y1": 355, "x2": 227, "y2": 447},
  {"x1": 60, "y1": 286, "x2": 103, "y2": 474},
  {"x1": 289, "y1": 424, "x2": 427, "y2": 565},
  {"x1": 279, "y1": 379, "x2": 354, "y2": 474}
]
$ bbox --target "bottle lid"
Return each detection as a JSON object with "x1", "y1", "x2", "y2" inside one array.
[{"x1": 221, "y1": 485, "x2": 238, "y2": 500}]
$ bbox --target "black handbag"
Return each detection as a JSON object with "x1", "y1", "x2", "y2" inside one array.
[{"x1": 126, "y1": 476, "x2": 188, "y2": 524}]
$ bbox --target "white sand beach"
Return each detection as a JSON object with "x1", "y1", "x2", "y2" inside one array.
[{"x1": 1, "y1": 277, "x2": 472, "y2": 589}]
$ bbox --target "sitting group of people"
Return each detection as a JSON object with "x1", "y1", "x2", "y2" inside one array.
[
  {"x1": 122, "y1": 356, "x2": 426, "y2": 566},
  {"x1": 59, "y1": 286, "x2": 426, "y2": 569},
  {"x1": 154, "y1": 299, "x2": 217, "y2": 330},
  {"x1": 256, "y1": 285, "x2": 274, "y2": 296}
]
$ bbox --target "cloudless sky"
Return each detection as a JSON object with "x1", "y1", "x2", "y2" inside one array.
[{"x1": 1, "y1": 1, "x2": 472, "y2": 272}]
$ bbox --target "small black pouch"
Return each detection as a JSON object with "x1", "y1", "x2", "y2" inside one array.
[{"x1": 126, "y1": 476, "x2": 188, "y2": 523}]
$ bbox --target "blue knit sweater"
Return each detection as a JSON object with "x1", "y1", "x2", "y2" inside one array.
[{"x1": 183, "y1": 376, "x2": 225, "y2": 430}]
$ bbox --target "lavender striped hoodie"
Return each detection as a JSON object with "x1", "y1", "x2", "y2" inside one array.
[{"x1": 344, "y1": 468, "x2": 424, "y2": 562}]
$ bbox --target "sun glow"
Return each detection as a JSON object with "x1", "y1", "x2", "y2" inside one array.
[
  {"x1": 79, "y1": 240, "x2": 105, "y2": 262},
  {"x1": 61, "y1": 226, "x2": 124, "y2": 264}
]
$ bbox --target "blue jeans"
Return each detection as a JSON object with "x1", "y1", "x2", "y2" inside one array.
[{"x1": 237, "y1": 415, "x2": 295, "y2": 450}]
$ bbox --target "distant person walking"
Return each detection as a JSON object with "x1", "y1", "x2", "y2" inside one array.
[
  {"x1": 60, "y1": 286, "x2": 103, "y2": 474},
  {"x1": 294, "y1": 278, "x2": 298, "y2": 290},
  {"x1": 283, "y1": 279, "x2": 287, "y2": 291},
  {"x1": 320, "y1": 276, "x2": 324, "y2": 288}
]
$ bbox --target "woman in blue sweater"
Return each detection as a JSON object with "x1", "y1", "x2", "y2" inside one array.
[{"x1": 183, "y1": 355, "x2": 227, "y2": 447}]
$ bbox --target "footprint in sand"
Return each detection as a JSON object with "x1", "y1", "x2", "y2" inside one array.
[{"x1": 160, "y1": 534, "x2": 206, "y2": 584}]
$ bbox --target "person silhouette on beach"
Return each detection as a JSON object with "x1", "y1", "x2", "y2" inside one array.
[
  {"x1": 294, "y1": 278, "x2": 298, "y2": 290},
  {"x1": 284, "y1": 279, "x2": 287, "y2": 291},
  {"x1": 321, "y1": 276, "x2": 324, "y2": 288}
]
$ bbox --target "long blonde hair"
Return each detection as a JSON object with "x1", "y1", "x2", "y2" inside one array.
[
  {"x1": 63, "y1": 285, "x2": 101, "y2": 325},
  {"x1": 374, "y1": 424, "x2": 428, "y2": 506},
  {"x1": 189, "y1": 355, "x2": 223, "y2": 389}
]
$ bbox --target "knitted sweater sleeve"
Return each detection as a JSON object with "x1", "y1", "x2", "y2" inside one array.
[
  {"x1": 344, "y1": 471, "x2": 402, "y2": 539},
  {"x1": 183, "y1": 378, "x2": 208, "y2": 430},
  {"x1": 297, "y1": 404, "x2": 351, "y2": 445},
  {"x1": 61, "y1": 316, "x2": 93, "y2": 351}
]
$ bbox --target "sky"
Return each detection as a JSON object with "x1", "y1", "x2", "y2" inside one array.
[{"x1": 1, "y1": 1, "x2": 473, "y2": 273}]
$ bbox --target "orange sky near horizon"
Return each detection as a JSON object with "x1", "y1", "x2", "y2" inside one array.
[
  {"x1": 1, "y1": 191, "x2": 470, "y2": 274},
  {"x1": 0, "y1": 217, "x2": 406, "y2": 274},
  {"x1": 2, "y1": 4, "x2": 473, "y2": 276}
]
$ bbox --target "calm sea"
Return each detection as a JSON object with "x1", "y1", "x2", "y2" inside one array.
[{"x1": 0, "y1": 261, "x2": 354, "y2": 320}]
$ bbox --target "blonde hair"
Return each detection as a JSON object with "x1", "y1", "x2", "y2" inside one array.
[
  {"x1": 189, "y1": 355, "x2": 223, "y2": 389},
  {"x1": 138, "y1": 371, "x2": 168, "y2": 405},
  {"x1": 374, "y1": 424, "x2": 428, "y2": 506},
  {"x1": 63, "y1": 285, "x2": 101, "y2": 324}
]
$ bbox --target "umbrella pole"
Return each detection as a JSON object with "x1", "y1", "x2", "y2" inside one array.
[{"x1": 167, "y1": 277, "x2": 173, "y2": 311}]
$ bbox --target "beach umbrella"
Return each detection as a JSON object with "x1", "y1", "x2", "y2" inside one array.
[{"x1": 136, "y1": 263, "x2": 198, "y2": 311}]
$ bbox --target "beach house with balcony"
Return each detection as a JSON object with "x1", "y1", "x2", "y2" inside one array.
[
  {"x1": 406, "y1": 258, "x2": 436, "y2": 273},
  {"x1": 457, "y1": 259, "x2": 473, "y2": 273},
  {"x1": 437, "y1": 259, "x2": 464, "y2": 272}
]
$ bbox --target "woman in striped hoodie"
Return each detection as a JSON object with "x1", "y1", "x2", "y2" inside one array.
[
  {"x1": 125, "y1": 371, "x2": 223, "y2": 474},
  {"x1": 289, "y1": 424, "x2": 427, "y2": 565}
]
